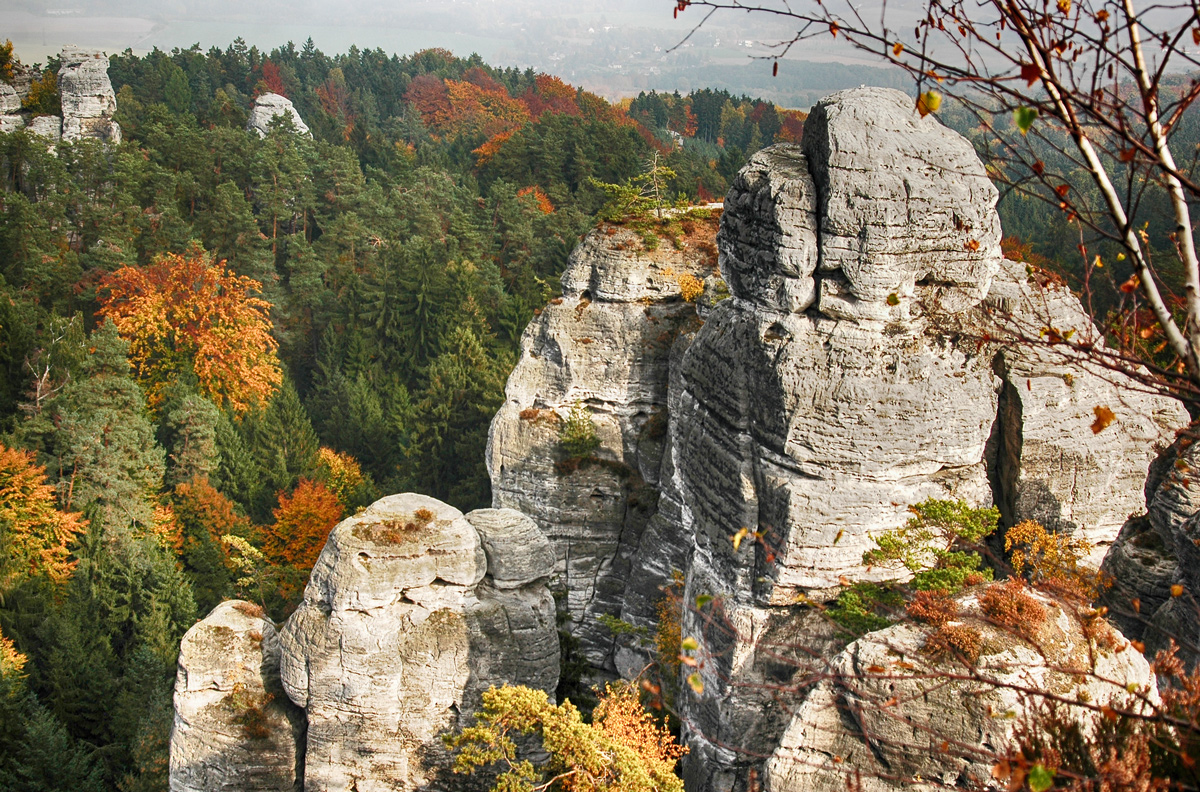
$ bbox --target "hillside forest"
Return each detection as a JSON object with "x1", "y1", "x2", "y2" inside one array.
[{"x1": 0, "y1": 39, "x2": 824, "y2": 792}]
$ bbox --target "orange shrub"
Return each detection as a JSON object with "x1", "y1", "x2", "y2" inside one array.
[
  {"x1": 906, "y1": 589, "x2": 958, "y2": 626},
  {"x1": 262, "y1": 479, "x2": 342, "y2": 569},
  {"x1": 980, "y1": 579, "x2": 1047, "y2": 634}
]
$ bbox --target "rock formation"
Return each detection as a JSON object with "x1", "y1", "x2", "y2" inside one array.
[
  {"x1": 764, "y1": 586, "x2": 1155, "y2": 792},
  {"x1": 278, "y1": 494, "x2": 557, "y2": 792},
  {"x1": 58, "y1": 49, "x2": 120, "y2": 143},
  {"x1": 169, "y1": 600, "x2": 305, "y2": 792},
  {"x1": 247, "y1": 93, "x2": 311, "y2": 138},
  {"x1": 487, "y1": 218, "x2": 720, "y2": 667},
  {"x1": 488, "y1": 86, "x2": 1185, "y2": 792}
]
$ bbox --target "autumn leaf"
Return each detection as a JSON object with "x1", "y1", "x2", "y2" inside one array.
[
  {"x1": 893, "y1": 42, "x2": 904, "y2": 56},
  {"x1": 687, "y1": 672, "x2": 704, "y2": 694},
  {"x1": 1173, "y1": 583, "x2": 1185, "y2": 597},
  {"x1": 886, "y1": 293, "x2": 900, "y2": 306},
  {"x1": 916, "y1": 90, "x2": 942, "y2": 117},
  {"x1": 1056, "y1": 0, "x2": 1070, "y2": 13},
  {"x1": 1120, "y1": 147, "x2": 1137, "y2": 162},
  {"x1": 1091, "y1": 405, "x2": 1116, "y2": 434},
  {"x1": 680, "y1": 636, "x2": 699, "y2": 651},
  {"x1": 732, "y1": 526, "x2": 749, "y2": 552},
  {"x1": 695, "y1": 594, "x2": 714, "y2": 608},
  {"x1": 1020, "y1": 62, "x2": 1041, "y2": 86}
]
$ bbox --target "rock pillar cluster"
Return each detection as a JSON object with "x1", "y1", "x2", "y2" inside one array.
[{"x1": 169, "y1": 494, "x2": 558, "y2": 792}]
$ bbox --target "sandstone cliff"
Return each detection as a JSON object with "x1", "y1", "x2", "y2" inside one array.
[
  {"x1": 489, "y1": 86, "x2": 1186, "y2": 792},
  {"x1": 59, "y1": 49, "x2": 121, "y2": 143},
  {"x1": 487, "y1": 218, "x2": 719, "y2": 668},
  {"x1": 170, "y1": 600, "x2": 304, "y2": 792}
]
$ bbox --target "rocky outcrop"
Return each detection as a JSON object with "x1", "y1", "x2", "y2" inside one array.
[
  {"x1": 278, "y1": 493, "x2": 557, "y2": 792},
  {"x1": 764, "y1": 586, "x2": 1155, "y2": 792},
  {"x1": 487, "y1": 218, "x2": 720, "y2": 667},
  {"x1": 665, "y1": 90, "x2": 1185, "y2": 791},
  {"x1": 26, "y1": 115, "x2": 61, "y2": 142},
  {"x1": 58, "y1": 49, "x2": 120, "y2": 143},
  {"x1": 482, "y1": 86, "x2": 1184, "y2": 792},
  {"x1": 169, "y1": 600, "x2": 304, "y2": 792},
  {"x1": 247, "y1": 93, "x2": 310, "y2": 138}
]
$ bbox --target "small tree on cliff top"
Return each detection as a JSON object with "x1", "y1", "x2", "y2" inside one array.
[{"x1": 674, "y1": 0, "x2": 1200, "y2": 406}]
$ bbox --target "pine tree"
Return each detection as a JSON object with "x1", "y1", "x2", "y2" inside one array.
[{"x1": 15, "y1": 322, "x2": 165, "y2": 533}]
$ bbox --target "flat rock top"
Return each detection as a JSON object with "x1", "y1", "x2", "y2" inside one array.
[{"x1": 465, "y1": 507, "x2": 555, "y2": 589}]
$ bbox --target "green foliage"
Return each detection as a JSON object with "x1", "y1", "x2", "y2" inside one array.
[
  {"x1": 826, "y1": 583, "x2": 903, "y2": 637},
  {"x1": 863, "y1": 498, "x2": 999, "y2": 594},
  {"x1": 559, "y1": 401, "x2": 600, "y2": 461}
]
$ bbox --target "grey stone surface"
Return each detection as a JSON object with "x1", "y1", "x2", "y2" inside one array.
[
  {"x1": 0, "y1": 114, "x2": 25, "y2": 133},
  {"x1": 465, "y1": 507, "x2": 555, "y2": 589},
  {"x1": 0, "y1": 83, "x2": 20, "y2": 114},
  {"x1": 27, "y1": 115, "x2": 60, "y2": 141},
  {"x1": 247, "y1": 93, "x2": 311, "y2": 138},
  {"x1": 58, "y1": 49, "x2": 120, "y2": 143},
  {"x1": 278, "y1": 493, "x2": 556, "y2": 792},
  {"x1": 803, "y1": 87, "x2": 1001, "y2": 320},
  {"x1": 169, "y1": 600, "x2": 304, "y2": 792},
  {"x1": 764, "y1": 587, "x2": 1155, "y2": 792},
  {"x1": 486, "y1": 220, "x2": 715, "y2": 667}
]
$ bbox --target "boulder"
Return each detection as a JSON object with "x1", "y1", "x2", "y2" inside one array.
[
  {"x1": 278, "y1": 493, "x2": 557, "y2": 792},
  {"x1": 466, "y1": 507, "x2": 555, "y2": 589},
  {"x1": 764, "y1": 587, "x2": 1155, "y2": 792},
  {"x1": 58, "y1": 49, "x2": 120, "y2": 143},
  {"x1": 803, "y1": 87, "x2": 1002, "y2": 320},
  {"x1": 169, "y1": 600, "x2": 304, "y2": 792},
  {"x1": 0, "y1": 115, "x2": 25, "y2": 133},
  {"x1": 247, "y1": 93, "x2": 310, "y2": 138}
]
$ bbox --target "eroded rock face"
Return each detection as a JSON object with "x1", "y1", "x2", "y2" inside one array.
[
  {"x1": 669, "y1": 94, "x2": 1185, "y2": 791},
  {"x1": 0, "y1": 83, "x2": 20, "y2": 114},
  {"x1": 764, "y1": 587, "x2": 1155, "y2": 792},
  {"x1": 803, "y1": 87, "x2": 1002, "y2": 320},
  {"x1": 58, "y1": 49, "x2": 120, "y2": 143},
  {"x1": 247, "y1": 93, "x2": 311, "y2": 138},
  {"x1": 486, "y1": 219, "x2": 719, "y2": 666},
  {"x1": 27, "y1": 115, "x2": 61, "y2": 142},
  {"x1": 278, "y1": 493, "x2": 557, "y2": 792},
  {"x1": 169, "y1": 600, "x2": 304, "y2": 792}
]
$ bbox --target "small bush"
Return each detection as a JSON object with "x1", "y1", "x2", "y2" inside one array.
[
  {"x1": 827, "y1": 583, "x2": 902, "y2": 637},
  {"x1": 906, "y1": 589, "x2": 958, "y2": 626},
  {"x1": 925, "y1": 623, "x2": 983, "y2": 666},
  {"x1": 559, "y1": 401, "x2": 600, "y2": 461},
  {"x1": 413, "y1": 508, "x2": 435, "y2": 526},
  {"x1": 1006, "y1": 519, "x2": 1108, "y2": 601},
  {"x1": 864, "y1": 498, "x2": 999, "y2": 595},
  {"x1": 980, "y1": 579, "x2": 1047, "y2": 634},
  {"x1": 676, "y1": 272, "x2": 704, "y2": 302}
]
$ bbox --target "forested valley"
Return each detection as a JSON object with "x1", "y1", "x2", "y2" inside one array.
[{"x1": 0, "y1": 39, "x2": 816, "y2": 791}]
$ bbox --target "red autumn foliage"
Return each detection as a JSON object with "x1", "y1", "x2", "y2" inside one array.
[
  {"x1": 517, "y1": 186, "x2": 555, "y2": 214},
  {"x1": 173, "y1": 477, "x2": 250, "y2": 560},
  {"x1": 259, "y1": 61, "x2": 286, "y2": 96},
  {"x1": 262, "y1": 479, "x2": 342, "y2": 569},
  {"x1": 776, "y1": 110, "x2": 807, "y2": 143}
]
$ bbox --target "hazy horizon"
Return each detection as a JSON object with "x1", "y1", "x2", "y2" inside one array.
[{"x1": 1, "y1": 0, "x2": 912, "y2": 106}]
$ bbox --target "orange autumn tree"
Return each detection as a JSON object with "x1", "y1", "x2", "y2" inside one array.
[
  {"x1": 262, "y1": 479, "x2": 342, "y2": 570},
  {"x1": 98, "y1": 244, "x2": 282, "y2": 414},
  {"x1": 0, "y1": 441, "x2": 86, "y2": 590}
]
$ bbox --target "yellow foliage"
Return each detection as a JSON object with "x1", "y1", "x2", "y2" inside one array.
[
  {"x1": 676, "y1": 272, "x2": 703, "y2": 303},
  {"x1": 1006, "y1": 519, "x2": 1107, "y2": 601},
  {"x1": 316, "y1": 447, "x2": 365, "y2": 509},
  {"x1": 0, "y1": 441, "x2": 86, "y2": 589},
  {"x1": 0, "y1": 627, "x2": 27, "y2": 681}
]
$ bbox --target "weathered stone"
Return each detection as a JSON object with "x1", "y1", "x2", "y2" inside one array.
[
  {"x1": 58, "y1": 49, "x2": 120, "y2": 143},
  {"x1": 278, "y1": 493, "x2": 556, "y2": 792},
  {"x1": 0, "y1": 115, "x2": 25, "y2": 133},
  {"x1": 170, "y1": 600, "x2": 304, "y2": 792},
  {"x1": 465, "y1": 507, "x2": 555, "y2": 589},
  {"x1": 765, "y1": 588, "x2": 1154, "y2": 792},
  {"x1": 27, "y1": 115, "x2": 61, "y2": 141},
  {"x1": 0, "y1": 83, "x2": 20, "y2": 114},
  {"x1": 717, "y1": 144, "x2": 818, "y2": 314},
  {"x1": 803, "y1": 87, "x2": 1002, "y2": 320},
  {"x1": 487, "y1": 219, "x2": 716, "y2": 667},
  {"x1": 247, "y1": 93, "x2": 311, "y2": 138}
]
